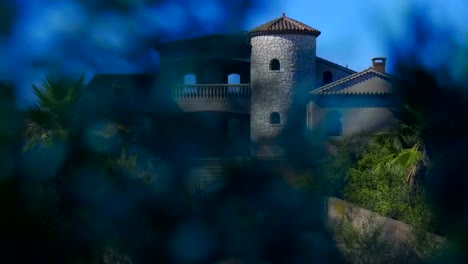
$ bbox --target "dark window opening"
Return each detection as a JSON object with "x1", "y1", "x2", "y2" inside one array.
[
  {"x1": 270, "y1": 112, "x2": 281, "y2": 124},
  {"x1": 326, "y1": 111, "x2": 342, "y2": 136},
  {"x1": 270, "y1": 59, "x2": 280, "y2": 71},
  {"x1": 323, "y1": 71, "x2": 333, "y2": 84}
]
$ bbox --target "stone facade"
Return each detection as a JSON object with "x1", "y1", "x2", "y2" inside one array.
[
  {"x1": 250, "y1": 34, "x2": 317, "y2": 157},
  {"x1": 144, "y1": 15, "x2": 397, "y2": 158},
  {"x1": 310, "y1": 105, "x2": 398, "y2": 136}
]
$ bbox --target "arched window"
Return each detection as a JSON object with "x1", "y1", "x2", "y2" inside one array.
[
  {"x1": 325, "y1": 111, "x2": 342, "y2": 136},
  {"x1": 228, "y1": 73, "x2": 240, "y2": 84},
  {"x1": 323, "y1": 71, "x2": 333, "y2": 84},
  {"x1": 183, "y1": 73, "x2": 197, "y2": 94},
  {"x1": 269, "y1": 59, "x2": 280, "y2": 71},
  {"x1": 184, "y1": 73, "x2": 197, "y2": 85},
  {"x1": 270, "y1": 112, "x2": 281, "y2": 124},
  {"x1": 227, "y1": 73, "x2": 240, "y2": 93}
]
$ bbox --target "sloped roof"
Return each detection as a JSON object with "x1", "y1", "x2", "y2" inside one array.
[
  {"x1": 249, "y1": 13, "x2": 321, "y2": 37},
  {"x1": 312, "y1": 68, "x2": 394, "y2": 95},
  {"x1": 316, "y1": 57, "x2": 356, "y2": 74}
]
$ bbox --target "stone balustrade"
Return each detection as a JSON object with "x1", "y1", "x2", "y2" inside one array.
[{"x1": 172, "y1": 84, "x2": 251, "y2": 99}]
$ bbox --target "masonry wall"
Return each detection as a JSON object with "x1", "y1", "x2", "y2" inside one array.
[
  {"x1": 326, "y1": 197, "x2": 446, "y2": 258},
  {"x1": 315, "y1": 59, "x2": 355, "y2": 88},
  {"x1": 327, "y1": 107, "x2": 396, "y2": 136},
  {"x1": 307, "y1": 94, "x2": 400, "y2": 136},
  {"x1": 250, "y1": 34, "x2": 317, "y2": 157}
]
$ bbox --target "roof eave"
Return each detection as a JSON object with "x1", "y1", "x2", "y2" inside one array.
[
  {"x1": 312, "y1": 68, "x2": 395, "y2": 94},
  {"x1": 248, "y1": 30, "x2": 321, "y2": 38},
  {"x1": 316, "y1": 57, "x2": 356, "y2": 74}
]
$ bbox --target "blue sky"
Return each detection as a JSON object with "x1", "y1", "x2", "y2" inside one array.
[
  {"x1": 243, "y1": 0, "x2": 468, "y2": 72},
  {"x1": 2, "y1": 0, "x2": 467, "y2": 105}
]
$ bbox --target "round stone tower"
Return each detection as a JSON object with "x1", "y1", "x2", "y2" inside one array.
[{"x1": 249, "y1": 13, "x2": 321, "y2": 157}]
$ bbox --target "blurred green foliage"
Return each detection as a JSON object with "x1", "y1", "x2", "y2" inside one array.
[
  {"x1": 318, "y1": 105, "x2": 441, "y2": 233},
  {"x1": 344, "y1": 137, "x2": 437, "y2": 231},
  {"x1": 1, "y1": 2, "x2": 467, "y2": 263},
  {"x1": 0, "y1": 73, "x2": 346, "y2": 263}
]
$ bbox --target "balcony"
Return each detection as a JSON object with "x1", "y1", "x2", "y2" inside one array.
[
  {"x1": 172, "y1": 84, "x2": 250, "y2": 99},
  {"x1": 172, "y1": 84, "x2": 251, "y2": 113}
]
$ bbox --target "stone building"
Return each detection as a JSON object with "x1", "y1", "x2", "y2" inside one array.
[{"x1": 88, "y1": 14, "x2": 398, "y2": 158}]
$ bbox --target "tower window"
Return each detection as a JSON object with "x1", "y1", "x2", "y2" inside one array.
[
  {"x1": 323, "y1": 71, "x2": 333, "y2": 84},
  {"x1": 325, "y1": 111, "x2": 342, "y2": 136},
  {"x1": 269, "y1": 59, "x2": 280, "y2": 71},
  {"x1": 270, "y1": 112, "x2": 281, "y2": 124}
]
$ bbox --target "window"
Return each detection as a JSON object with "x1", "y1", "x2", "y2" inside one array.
[
  {"x1": 183, "y1": 73, "x2": 197, "y2": 94},
  {"x1": 183, "y1": 74, "x2": 197, "y2": 85},
  {"x1": 325, "y1": 111, "x2": 342, "y2": 136},
  {"x1": 228, "y1": 73, "x2": 240, "y2": 84},
  {"x1": 269, "y1": 59, "x2": 280, "y2": 71},
  {"x1": 270, "y1": 112, "x2": 281, "y2": 124},
  {"x1": 227, "y1": 73, "x2": 241, "y2": 93},
  {"x1": 323, "y1": 71, "x2": 332, "y2": 84}
]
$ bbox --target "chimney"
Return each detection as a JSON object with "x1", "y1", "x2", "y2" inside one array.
[{"x1": 371, "y1": 57, "x2": 387, "y2": 73}]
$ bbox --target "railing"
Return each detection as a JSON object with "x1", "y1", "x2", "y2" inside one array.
[{"x1": 172, "y1": 84, "x2": 251, "y2": 99}]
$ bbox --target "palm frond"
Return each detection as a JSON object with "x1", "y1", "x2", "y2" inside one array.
[
  {"x1": 372, "y1": 141, "x2": 425, "y2": 187},
  {"x1": 24, "y1": 73, "x2": 89, "y2": 150},
  {"x1": 371, "y1": 131, "x2": 404, "y2": 151},
  {"x1": 389, "y1": 144, "x2": 424, "y2": 186},
  {"x1": 25, "y1": 105, "x2": 52, "y2": 126},
  {"x1": 32, "y1": 83, "x2": 55, "y2": 111}
]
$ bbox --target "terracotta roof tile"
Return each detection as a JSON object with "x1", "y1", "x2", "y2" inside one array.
[{"x1": 249, "y1": 13, "x2": 321, "y2": 37}]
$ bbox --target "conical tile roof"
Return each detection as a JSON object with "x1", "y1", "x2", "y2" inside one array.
[{"x1": 249, "y1": 13, "x2": 321, "y2": 37}]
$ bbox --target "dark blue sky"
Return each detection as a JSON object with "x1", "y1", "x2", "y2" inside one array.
[
  {"x1": 268, "y1": 0, "x2": 467, "y2": 72},
  {"x1": 1, "y1": 0, "x2": 467, "y2": 106}
]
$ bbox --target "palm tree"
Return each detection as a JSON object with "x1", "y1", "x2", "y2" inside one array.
[
  {"x1": 23, "y1": 74, "x2": 87, "y2": 150},
  {"x1": 25, "y1": 73, "x2": 160, "y2": 185},
  {"x1": 372, "y1": 104, "x2": 429, "y2": 188},
  {"x1": 27, "y1": 73, "x2": 125, "y2": 151}
]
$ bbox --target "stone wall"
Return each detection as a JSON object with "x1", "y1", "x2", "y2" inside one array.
[
  {"x1": 326, "y1": 197, "x2": 446, "y2": 258},
  {"x1": 250, "y1": 34, "x2": 317, "y2": 157},
  {"x1": 307, "y1": 94, "x2": 400, "y2": 136},
  {"x1": 315, "y1": 106, "x2": 398, "y2": 136}
]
